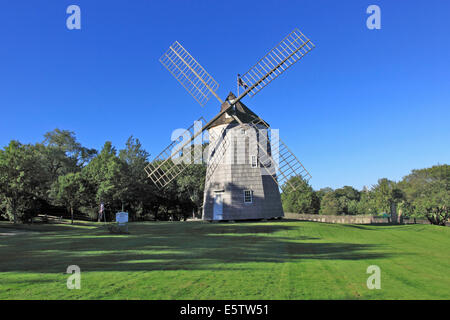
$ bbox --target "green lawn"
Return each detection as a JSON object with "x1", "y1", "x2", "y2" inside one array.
[{"x1": 0, "y1": 220, "x2": 449, "y2": 299}]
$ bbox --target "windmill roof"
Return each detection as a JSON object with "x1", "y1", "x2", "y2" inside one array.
[{"x1": 208, "y1": 92, "x2": 268, "y2": 128}]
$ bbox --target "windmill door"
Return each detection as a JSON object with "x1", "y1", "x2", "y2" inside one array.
[{"x1": 213, "y1": 192, "x2": 223, "y2": 220}]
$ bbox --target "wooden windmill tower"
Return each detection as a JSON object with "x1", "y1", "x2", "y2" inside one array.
[{"x1": 145, "y1": 28, "x2": 315, "y2": 221}]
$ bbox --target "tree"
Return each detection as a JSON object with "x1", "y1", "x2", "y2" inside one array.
[
  {"x1": 39, "y1": 129, "x2": 96, "y2": 183},
  {"x1": 176, "y1": 164, "x2": 207, "y2": 219},
  {"x1": 43, "y1": 129, "x2": 96, "y2": 167},
  {"x1": 335, "y1": 186, "x2": 360, "y2": 202},
  {"x1": 319, "y1": 192, "x2": 344, "y2": 215},
  {"x1": 356, "y1": 188, "x2": 378, "y2": 215},
  {"x1": 368, "y1": 178, "x2": 405, "y2": 219},
  {"x1": 334, "y1": 186, "x2": 361, "y2": 215},
  {"x1": 347, "y1": 199, "x2": 359, "y2": 216},
  {"x1": 281, "y1": 176, "x2": 320, "y2": 214},
  {"x1": 316, "y1": 187, "x2": 333, "y2": 201},
  {"x1": 82, "y1": 142, "x2": 127, "y2": 220},
  {"x1": 119, "y1": 136, "x2": 157, "y2": 220},
  {"x1": 414, "y1": 188, "x2": 449, "y2": 225},
  {"x1": 372, "y1": 179, "x2": 393, "y2": 213},
  {"x1": 0, "y1": 141, "x2": 47, "y2": 223},
  {"x1": 317, "y1": 186, "x2": 360, "y2": 215},
  {"x1": 49, "y1": 172, "x2": 86, "y2": 224},
  {"x1": 32, "y1": 129, "x2": 97, "y2": 207},
  {"x1": 399, "y1": 164, "x2": 449, "y2": 225}
]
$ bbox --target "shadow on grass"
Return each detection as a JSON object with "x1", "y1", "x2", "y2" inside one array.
[
  {"x1": 337, "y1": 223, "x2": 420, "y2": 231},
  {"x1": 0, "y1": 223, "x2": 92, "y2": 233},
  {"x1": 0, "y1": 222, "x2": 393, "y2": 273}
]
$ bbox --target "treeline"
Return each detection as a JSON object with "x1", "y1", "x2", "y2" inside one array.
[
  {"x1": 0, "y1": 129, "x2": 205, "y2": 223},
  {"x1": 0, "y1": 129, "x2": 448, "y2": 225},
  {"x1": 282, "y1": 165, "x2": 449, "y2": 225}
]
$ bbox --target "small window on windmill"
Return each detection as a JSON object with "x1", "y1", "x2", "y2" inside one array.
[
  {"x1": 241, "y1": 128, "x2": 246, "y2": 135},
  {"x1": 244, "y1": 190, "x2": 253, "y2": 203},
  {"x1": 251, "y1": 155, "x2": 258, "y2": 168}
]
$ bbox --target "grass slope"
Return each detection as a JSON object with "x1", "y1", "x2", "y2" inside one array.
[{"x1": 0, "y1": 220, "x2": 449, "y2": 299}]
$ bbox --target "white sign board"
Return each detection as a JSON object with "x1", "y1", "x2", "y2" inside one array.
[{"x1": 116, "y1": 212, "x2": 128, "y2": 224}]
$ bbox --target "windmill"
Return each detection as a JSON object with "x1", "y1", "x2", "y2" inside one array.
[{"x1": 145, "y1": 28, "x2": 315, "y2": 221}]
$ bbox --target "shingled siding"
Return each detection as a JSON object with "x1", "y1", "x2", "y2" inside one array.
[
  {"x1": 284, "y1": 213, "x2": 389, "y2": 224},
  {"x1": 203, "y1": 123, "x2": 283, "y2": 221}
]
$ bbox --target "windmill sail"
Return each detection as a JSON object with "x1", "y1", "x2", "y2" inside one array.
[
  {"x1": 247, "y1": 117, "x2": 312, "y2": 192},
  {"x1": 205, "y1": 126, "x2": 230, "y2": 184},
  {"x1": 238, "y1": 28, "x2": 315, "y2": 98},
  {"x1": 159, "y1": 41, "x2": 222, "y2": 106},
  {"x1": 151, "y1": 28, "x2": 315, "y2": 193},
  {"x1": 144, "y1": 117, "x2": 206, "y2": 189}
]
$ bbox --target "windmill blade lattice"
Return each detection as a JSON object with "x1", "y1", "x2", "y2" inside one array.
[
  {"x1": 248, "y1": 118, "x2": 312, "y2": 192},
  {"x1": 205, "y1": 126, "x2": 231, "y2": 184},
  {"x1": 160, "y1": 41, "x2": 222, "y2": 107},
  {"x1": 145, "y1": 117, "x2": 206, "y2": 189},
  {"x1": 238, "y1": 28, "x2": 315, "y2": 98}
]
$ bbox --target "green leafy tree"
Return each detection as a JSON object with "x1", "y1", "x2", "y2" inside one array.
[
  {"x1": 176, "y1": 164, "x2": 207, "y2": 219},
  {"x1": 28, "y1": 129, "x2": 97, "y2": 209},
  {"x1": 371, "y1": 178, "x2": 405, "y2": 218},
  {"x1": 335, "y1": 186, "x2": 360, "y2": 202},
  {"x1": 49, "y1": 172, "x2": 86, "y2": 224},
  {"x1": 316, "y1": 187, "x2": 333, "y2": 201},
  {"x1": 82, "y1": 142, "x2": 127, "y2": 220},
  {"x1": 43, "y1": 129, "x2": 96, "y2": 167},
  {"x1": 347, "y1": 199, "x2": 359, "y2": 215},
  {"x1": 281, "y1": 176, "x2": 320, "y2": 214},
  {"x1": 119, "y1": 136, "x2": 158, "y2": 220},
  {"x1": 372, "y1": 178, "x2": 395, "y2": 213},
  {"x1": 334, "y1": 186, "x2": 361, "y2": 215},
  {"x1": 399, "y1": 164, "x2": 449, "y2": 225},
  {"x1": 413, "y1": 187, "x2": 449, "y2": 225},
  {"x1": 319, "y1": 192, "x2": 345, "y2": 215},
  {"x1": 39, "y1": 129, "x2": 96, "y2": 183},
  {"x1": 318, "y1": 186, "x2": 360, "y2": 215},
  {"x1": 0, "y1": 141, "x2": 47, "y2": 223},
  {"x1": 356, "y1": 188, "x2": 378, "y2": 215}
]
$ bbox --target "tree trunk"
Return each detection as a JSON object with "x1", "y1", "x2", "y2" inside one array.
[
  {"x1": 11, "y1": 198, "x2": 17, "y2": 224},
  {"x1": 70, "y1": 206, "x2": 74, "y2": 225},
  {"x1": 153, "y1": 204, "x2": 160, "y2": 221},
  {"x1": 390, "y1": 202, "x2": 398, "y2": 224}
]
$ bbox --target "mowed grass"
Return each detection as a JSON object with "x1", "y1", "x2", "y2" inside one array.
[{"x1": 0, "y1": 220, "x2": 449, "y2": 300}]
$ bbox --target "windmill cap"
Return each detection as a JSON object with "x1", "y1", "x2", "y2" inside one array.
[{"x1": 208, "y1": 92, "x2": 269, "y2": 128}]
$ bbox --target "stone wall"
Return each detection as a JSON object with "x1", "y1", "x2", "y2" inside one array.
[
  {"x1": 284, "y1": 213, "x2": 389, "y2": 224},
  {"x1": 284, "y1": 213, "x2": 435, "y2": 225}
]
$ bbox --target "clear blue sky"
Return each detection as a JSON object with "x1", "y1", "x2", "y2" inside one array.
[{"x1": 0, "y1": 0, "x2": 449, "y2": 190}]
